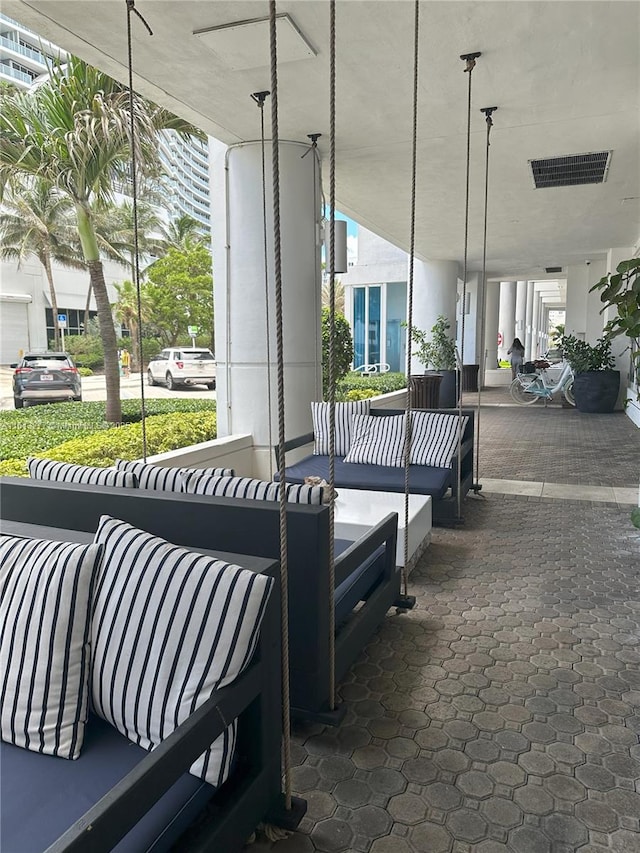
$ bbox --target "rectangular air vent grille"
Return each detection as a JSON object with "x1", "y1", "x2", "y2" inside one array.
[
  {"x1": 545, "y1": 267, "x2": 563, "y2": 274},
  {"x1": 530, "y1": 151, "x2": 611, "y2": 188}
]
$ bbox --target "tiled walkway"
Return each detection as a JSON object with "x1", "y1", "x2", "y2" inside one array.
[{"x1": 248, "y1": 399, "x2": 640, "y2": 852}]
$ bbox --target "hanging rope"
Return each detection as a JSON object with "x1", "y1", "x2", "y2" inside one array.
[
  {"x1": 251, "y1": 91, "x2": 275, "y2": 480},
  {"x1": 327, "y1": 0, "x2": 337, "y2": 713},
  {"x1": 268, "y1": 0, "x2": 293, "y2": 812},
  {"x1": 125, "y1": 0, "x2": 152, "y2": 460},
  {"x1": 456, "y1": 50, "x2": 481, "y2": 518},
  {"x1": 475, "y1": 107, "x2": 497, "y2": 487},
  {"x1": 402, "y1": 0, "x2": 420, "y2": 587}
]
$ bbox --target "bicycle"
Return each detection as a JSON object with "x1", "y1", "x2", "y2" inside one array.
[{"x1": 509, "y1": 360, "x2": 575, "y2": 406}]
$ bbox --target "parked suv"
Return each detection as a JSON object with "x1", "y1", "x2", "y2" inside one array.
[
  {"x1": 147, "y1": 347, "x2": 216, "y2": 390},
  {"x1": 11, "y1": 352, "x2": 82, "y2": 408}
]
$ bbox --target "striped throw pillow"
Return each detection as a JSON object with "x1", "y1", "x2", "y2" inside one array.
[
  {"x1": 311, "y1": 400, "x2": 371, "y2": 456},
  {"x1": 182, "y1": 473, "x2": 281, "y2": 501},
  {"x1": 28, "y1": 457, "x2": 137, "y2": 489},
  {"x1": 0, "y1": 535, "x2": 103, "y2": 759},
  {"x1": 91, "y1": 516, "x2": 273, "y2": 788},
  {"x1": 411, "y1": 412, "x2": 469, "y2": 468},
  {"x1": 343, "y1": 414, "x2": 407, "y2": 467},
  {"x1": 115, "y1": 460, "x2": 234, "y2": 492},
  {"x1": 182, "y1": 473, "x2": 324, "y2": 505}
]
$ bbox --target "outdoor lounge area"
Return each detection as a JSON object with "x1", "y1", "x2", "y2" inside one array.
[
  {"x1": 0, "y1": 1, "x2": 639, "y2": 851},
  {"x1": 1, "y1": 396, "x2": 638, "y2": 851}
]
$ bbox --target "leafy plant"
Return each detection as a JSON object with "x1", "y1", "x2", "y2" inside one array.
[
  {"x1": 337, "y1": 372, "x2": 406, "y2": 399},
  {"x1": 559, "y1": 335, "x2": 615, "y2": 373},
  {"x1": 38, "y1": 412, "x2": 217, "y2": 468},
  {"x1": 344, "y1": 388, "x2": 377, "y2": 401},
  {"x1": 405, "y1": 315, "x2": 456, "y2": 371},
  {"x1": 590, "y1": 257, "x2": 640, "y2": 390},
  {"x1": 322, "y1": 307, "x2": 354, "y2": 399}
]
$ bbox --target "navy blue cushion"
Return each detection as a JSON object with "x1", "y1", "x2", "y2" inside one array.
[
  {"x1": 0, "y1": 714, "x2": 214, "y2": 853},
  {"x1": 334, "y1": 538, "x2": 387, "y2": 625},
  {"x1": 283, "y1": 454, "x2": 451, "y2": 500}
]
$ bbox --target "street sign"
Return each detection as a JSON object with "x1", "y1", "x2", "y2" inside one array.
[
  {"x1": 187, "y1": 325, "x2": 198, "y2": 336},
  {"x1": 58, "y1": 314, "x2": 67, "y2": 329}
]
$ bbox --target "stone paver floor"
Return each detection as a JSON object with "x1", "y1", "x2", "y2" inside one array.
[
  {"x1": 246, "y1": 398, "x2": 639, "y2": 852},
  {"x1": 247, "y1": 500, "x2": 639, "y2": 852}
]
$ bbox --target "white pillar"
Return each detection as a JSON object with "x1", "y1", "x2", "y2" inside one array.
[
  {"x1": 525, "y1": 282, "x2": 534, "y2": 360},
  {"x1": 531, "y1": 295, "x2": 540, "y2": 357},
  {"x1": 515, "y1": 281, "x2": 527, "y2": 343},
  {"x1": 498, "y1": 281, "x2": 516, "y2": 362},
  {"x1": 411, "y1": 259, "x2": 458, "y2": 373},
  {"x1": 210, "y1": 139, "x2": 322, "y2": 479},
  {"x1": 484, "y1": 281, "x2": 500, "y2": 379},
  {"x1": 565, "y1": 261, "x2": 606, "y2": 341},
  {"x1": 458, "y1": 271, "x2": 480, "y2": 365}
]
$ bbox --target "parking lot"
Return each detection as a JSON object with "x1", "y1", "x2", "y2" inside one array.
[{"x1": 0, "y1": 368, "x2": 215, "y2": 411}]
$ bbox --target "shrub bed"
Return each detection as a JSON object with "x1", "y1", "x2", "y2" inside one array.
[
  {"x1": 39, "y1": 411, "x2": 217, "y2": 468},
  {"x1": 0, "y1": 400, "x2": 215, "y2": 461},
  {"x1": 336, "y1": 372, "x2": 406, "y2": 400}
]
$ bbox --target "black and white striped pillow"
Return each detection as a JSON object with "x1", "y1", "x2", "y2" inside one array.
[
  {"x1": 343, "y1": 414, "x2": 407, "y2": 467},
  {"x1": 0, "y1": 535, "x2": 103, "y2": 759},
  {"x1": 182, "y1": 473, "x2": 325, "y2": 505},
  {"x1": 311, "y1": 400, "x2": 371, "y2": 456},
  {"x1": 411, "y1": 412, "x2": 469, "y2": 468},
  {"x1": 115, "y1": 460, "x2": 234, "y2": 492},
  {"x1": 91, "y1": 516, "x2": 273, "y2": 788},
  {"x1": 182, "y1": 473, "x2": 281, "y2": 501},
  {"x1": 28, "y1": 457, "x2": 137, "y2": 489}
]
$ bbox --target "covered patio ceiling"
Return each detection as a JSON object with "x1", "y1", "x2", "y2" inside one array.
[{"x1": 6, "y1": 1, "x2": 640, "y2": 282}]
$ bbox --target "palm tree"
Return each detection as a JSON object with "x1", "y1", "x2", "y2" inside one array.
[
  {"x1": 162, "y1": 214, "x2": 206, "y2": 252},
  {"x1": 113, "y1": 278, "x2": 151, "y2": 373},
  {"x1": 0, "y1": 177, "x2": 85, "y2": 349},
  {"x1": 0, "y1": 55, "x2": 203, "y2": 422}
]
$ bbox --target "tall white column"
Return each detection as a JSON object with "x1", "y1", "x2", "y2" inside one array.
[
  {"x1": 411, "y1": 259, "x2": 458, "y2": 373},
  {"x1": 498, "y1": 281, "x2": 516, "y2": 362},
  {"x1": 525, "y1": 282, "x2": 534, "y2": 360},
  {"x1": 458, "y1": 271, "x2": 480, "y2": 365},
  {"x1": 483, "y1": 281, "x2": 500, "y2": 379},
  {"x1": 515, "y1": 281, "x2": 527, "y2": 344},
  {"x1": 210, "y1": 139, "x2": 322, "y2": 479},
  {"x1": 531, "y1": 294, "x2": 540, "y2": 357}
]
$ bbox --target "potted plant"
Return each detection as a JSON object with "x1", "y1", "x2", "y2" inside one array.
[
  {"x1": 589, "y1": 256, "x2": 640, "y2": 400},
  {"x1": 559, "y1": 334, "x2": 619, "y2": 413},
  {"x1": 406, "y1": 315, "x2": 458, "y2": 408}
]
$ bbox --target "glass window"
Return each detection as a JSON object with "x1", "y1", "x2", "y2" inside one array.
[
  {"x1": 368, "y1": 286, "x2": 381, "y2": 365},
  {"x1": 353, "y1": 287, "x2": 366, "y2": 368}
]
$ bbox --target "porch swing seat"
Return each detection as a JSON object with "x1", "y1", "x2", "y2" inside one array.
[{"x1": 277, "y1": 407, "x2": 475, "y2": 525}]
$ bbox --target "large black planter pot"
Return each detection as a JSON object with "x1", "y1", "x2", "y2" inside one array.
[
  {"x1": 431, "y1": 369, "x2": 459, "y2": 409},
  {"x1": 573, "y1": 370, "x2": 620, "y2": 413}
]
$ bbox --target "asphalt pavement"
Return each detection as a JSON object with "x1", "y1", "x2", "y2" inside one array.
[{"x1": 0, "y1": 368, "x2": 215, "y2": 410}]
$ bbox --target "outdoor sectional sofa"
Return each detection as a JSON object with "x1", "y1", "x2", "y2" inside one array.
[
  {"x1": 278, "y1": 407, "x2": 476, "y2": 525},
  {"x1": 0, "y1": 476, "x2": 400, "y2": 724},
  {"x1": 0, "y1": 513, "x2": 303, "y2": 853}
]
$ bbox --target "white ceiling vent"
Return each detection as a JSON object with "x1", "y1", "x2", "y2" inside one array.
[
  {"x1": 529, "y1": 151, "x2": 611, "y2": 189},
  {"x1": 545, "y1": 267, "x2": 563, "y2": 274},
  {"x1": 193, "y1": 14, "x2": 316, "y2": 71}
]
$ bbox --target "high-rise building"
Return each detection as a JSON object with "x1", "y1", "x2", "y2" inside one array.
[{"x1": 0, "y1": 13, "x2": 66, "y2": 87}]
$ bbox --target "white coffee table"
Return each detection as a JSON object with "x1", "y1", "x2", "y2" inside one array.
[{"x1": 333, "y1": 488, "x2": 432, "y2": 574}]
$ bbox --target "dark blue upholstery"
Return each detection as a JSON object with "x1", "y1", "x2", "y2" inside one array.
[
  {"x1": 284, "y1": 454, "x2": 452, "y2": 500},
  {"x1": 1, "y1": 715, "x2": 213, "y2": 853},
  {"x1": 334, "y1": 539, "x2": 387, "y2": 625}
]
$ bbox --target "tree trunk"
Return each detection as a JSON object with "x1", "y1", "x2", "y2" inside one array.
[
  {"x1": 84, "y1": 281, "x2": 92, "y2": 333},
  {"x1": 76, "y1": 202, "x2": 121, "y2": 423},
  {"x1": 88, "y1": 259, "x2": 121, "y2": 422},
  {"x1": 42, "y1": 252, "x2": 61, "y2": 350}
]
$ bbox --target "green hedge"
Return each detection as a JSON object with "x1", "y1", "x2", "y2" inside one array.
[
  {"x1": 0, "y1": 458, "x2": 28, "y2": 477},
  {"x1": 0, "y1": 400, "x2": 216, "y2": 461},
  {"x1": 336, "y1": 372, "x2": 407, "y2": 400},
  {"x1": 39, "y1": 411, "x2": 217, "y2": 468}
]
